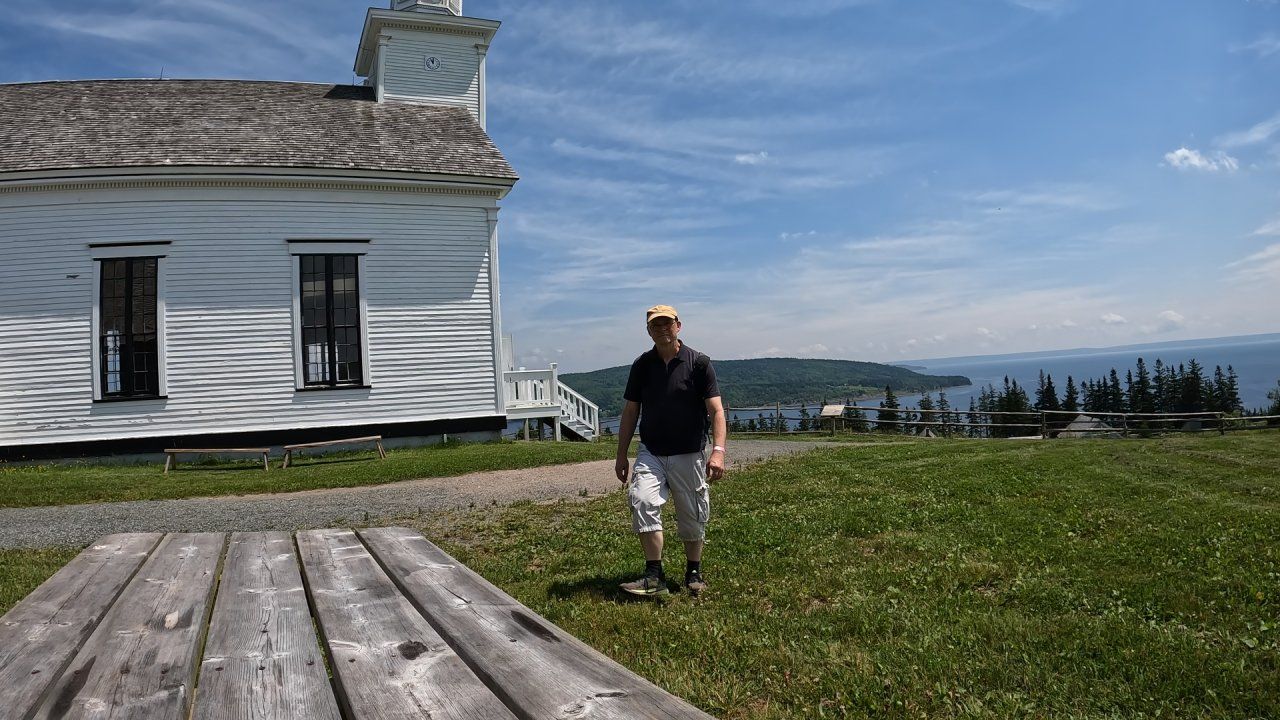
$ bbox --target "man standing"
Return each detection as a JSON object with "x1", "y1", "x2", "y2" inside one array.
[{"x1": 615, "y1": 304, "x2": 727, "y2": 597}]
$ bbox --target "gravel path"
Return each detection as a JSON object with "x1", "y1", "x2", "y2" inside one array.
[{"x1": 0, "y1": 440, "x2": 829, "y2": 549}]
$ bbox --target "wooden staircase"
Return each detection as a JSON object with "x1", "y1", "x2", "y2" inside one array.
[{"x1": 503, "y1": 363, "x2": 599, "y2": 442}]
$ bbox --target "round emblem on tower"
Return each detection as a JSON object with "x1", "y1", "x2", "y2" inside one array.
[{"x1": 424, "y1": 56, "x2": 442, "y2": 71}]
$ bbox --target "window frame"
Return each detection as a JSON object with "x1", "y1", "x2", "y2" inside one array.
[
  {"x1": 288, "y1": 240, "x2": 372, "y2": 391},
  {"x1": 89, "y1": 243, "x2": 169, "y2": 402}
]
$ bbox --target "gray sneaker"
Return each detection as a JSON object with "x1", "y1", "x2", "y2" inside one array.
[
  {"x1": 620, "y1": 574, "x2": 669, "y2": 597},
  {"x1": 685, "y1": 570, "x2": 708, "y2": 597}
]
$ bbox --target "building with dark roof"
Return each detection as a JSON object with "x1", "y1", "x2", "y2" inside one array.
[{"x1": 0, "y1": 1, "x2": 594, "y2": 459}]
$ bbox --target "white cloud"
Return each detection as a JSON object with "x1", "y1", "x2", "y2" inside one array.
[
  {"x1": 734, "y1": 151, "x2": 769, "y2": 165},
  {"x1": 1231, "y1": 33, "x2": 1280, "y2": 59},
  {"x1": 1101, "y1": 313, "x2": 1128, "y2": 325},
  {"x1": 1006, "y1": 0, "x2": 1073, "y2": 14},
  {"x1": 1157, "y1": 310, "x2": 1186, "y2": 330},
  {"x1": 1162, "y1": 147, "x2": 1239, "y2": 172},
  {"x1": 779, "y1": 230, "x2": 818, "y2": 241},
  {"x1": 1254, "y1": 218, "x2": 1280, "y2": 236},
  {"x1": 1225, "y1": 243, "x2": 1280, "y2": 283},
  {"x1": 969, "y1": 184, "x2": 1119, "y2": 213},
  {"x1": 1215, "y1": 112, "x2": 1280, "y2": 149}
]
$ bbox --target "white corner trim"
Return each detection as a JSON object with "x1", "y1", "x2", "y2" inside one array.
[
  {"x1": 90, "y1": 261, "x2": 102, "y2": 401},
  {"x1": 376, "y1": 34, "x2": 390, "y2": 103},
  {"x1": 156, "y1": 258, "x2": 169, "y2": 397},
  {"x1": 476, "y1": 42, "x2": 488, "y2": 130},
  {"x1": 486, "y1": 206, "x2": 504, "y2": 416},
  {"x1": 290, "y1": 258, "x2": 304, "y2": 389}
]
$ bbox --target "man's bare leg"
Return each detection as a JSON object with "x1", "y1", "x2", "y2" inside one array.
[
  {"x1": 640, "y1": 530, "x2": 663, "y2": 561},
  {"x1": 683, "y1": 539, "x2": 703, "y2": 563}
]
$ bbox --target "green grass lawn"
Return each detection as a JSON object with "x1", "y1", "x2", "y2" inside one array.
[
  {"x1": 0, "y1": 440, "x2": 617, "y2": 508},
  {"x1": 411, "y1": 433, "x2": 1279, "y2": 718},
  {"x1": 3, "y1": 434, "x2": 1276, "y2": 717}
]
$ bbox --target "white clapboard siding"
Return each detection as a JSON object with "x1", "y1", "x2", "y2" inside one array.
[
  {"x1": 0, "y1": 184, "x2": 503, "y2": 447},
  {"x1": 383, "y1": 28, "x2": 480, "y2": 118}
]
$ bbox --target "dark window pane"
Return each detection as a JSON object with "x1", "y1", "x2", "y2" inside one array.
[
  {"x1": 99, "y1": 257, "x2": 160, "y2": 398},
  {"x1": 299, "y1": 254, "x2": 362, "y2": 387}
]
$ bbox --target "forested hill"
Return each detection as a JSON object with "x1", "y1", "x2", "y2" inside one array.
[{"x1": 561, "y1": 357, "x2": 971, "y2": 417}]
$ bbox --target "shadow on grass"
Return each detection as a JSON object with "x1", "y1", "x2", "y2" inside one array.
[
  {"x1": 284, "y1": 456, "x2": 380, "y2": 469},
  {"x1": 548, "y1": 574, "x2": 684, "y2": 603}
]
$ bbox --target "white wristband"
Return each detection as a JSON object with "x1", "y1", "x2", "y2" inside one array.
[{"x1": 712, "y1": 445, "x2": 726, "y2": 453}]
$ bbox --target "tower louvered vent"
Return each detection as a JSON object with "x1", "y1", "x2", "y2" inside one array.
[{"x1": 392, "y1": 0, "x2": 462, "y2": 15}]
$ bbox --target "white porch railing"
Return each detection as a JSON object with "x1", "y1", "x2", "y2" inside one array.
[{"x1": 503, "y1": 362, "x2": 600, "y2": 441}]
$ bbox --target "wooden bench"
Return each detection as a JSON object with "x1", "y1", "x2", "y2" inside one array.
[
  {"x1": 163, "y1": 447, "x2": 271, "y2": 473},
  {"x1": 0, "y1": 529, "x2": 713, "y2": 719},
  {"x1": 281, "y1": 434, "x2": 386, "y2": 468}
]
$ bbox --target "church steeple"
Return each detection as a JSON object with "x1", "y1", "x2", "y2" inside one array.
[
  {"x1": 390, "y1": 0, "x2": 462, "y2": 15},
  {"x1": 354, "y1": 2, "x2": 499, "y2": 127}
]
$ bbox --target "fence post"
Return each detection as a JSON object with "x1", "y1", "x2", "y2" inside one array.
[
  {"x1": 1122, "y1": 413, "x2": 1129, "y2": 438},
  {"x1": 1040, "y1": 411, "x2": 1047, "y2": 439},
  {"x1": 776, "y1": 402, "x2": 782, "y2": 435},
  {"x1": 1219, "y1": 412, "x2": 1226, "y2": 436}
]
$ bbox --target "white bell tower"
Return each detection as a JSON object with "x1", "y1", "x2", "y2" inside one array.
[
  {"x1": 354, "y1": 1, "x2": 499, "y2": 127},
  {"x1": 391, "y1": 0, "x2": 462, "y2": 15}
]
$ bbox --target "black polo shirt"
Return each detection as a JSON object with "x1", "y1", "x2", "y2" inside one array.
[{"x1": 623, "y1": 342, "x2": 720, "y2": 456}]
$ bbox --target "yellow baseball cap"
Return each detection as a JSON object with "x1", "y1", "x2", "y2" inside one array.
[{"x1": 646, "y1": 304, "x2": 678, "y2": 324}]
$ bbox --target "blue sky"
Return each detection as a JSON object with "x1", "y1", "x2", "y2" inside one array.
[{"x1": 2, "y1": 1, "x2": 1277, "y2": 372}]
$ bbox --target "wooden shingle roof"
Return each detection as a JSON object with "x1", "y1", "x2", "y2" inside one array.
[{"x1": 0, "y1": 79, "x2": 517, "y2": 181}]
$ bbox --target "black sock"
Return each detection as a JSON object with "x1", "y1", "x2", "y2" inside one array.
[
  {"x1": 686, "y1": 560, "x2": 701, "y2": 575},
  {"x1": 645, "y1": 560, "x2": 664, "y2": 578}
]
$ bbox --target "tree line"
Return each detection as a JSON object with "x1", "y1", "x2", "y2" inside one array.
[{"x1": 725, "y1": 357, "x2": 1280, "y2": 438}]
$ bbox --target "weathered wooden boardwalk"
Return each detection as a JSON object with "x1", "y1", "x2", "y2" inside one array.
[{"x1": 0, "y1": 528, "x2": 713, "y2": 720}]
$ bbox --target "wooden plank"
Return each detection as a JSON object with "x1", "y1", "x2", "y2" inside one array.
[
  {"x1": 282, "y1": 435, "x2": 381, "y2": 451},
  {"x1": 194, "y1": 532, "x2": 340, "y2": 720},
  {"x1": 296, "y1": 529, "x2": 517, "y2": 720},
  {"x1": 0, "y1": 533, "x2": 162, "y2": 719},
  {"x1": 360, "y1": 527, "x2": 714, "y2": 720},
  {"x1": 34, "y1": 533, "x2": 224, "y2": 720},
  {"x1": 165, "y1": 448, "x2": 272, "y2": 453}
]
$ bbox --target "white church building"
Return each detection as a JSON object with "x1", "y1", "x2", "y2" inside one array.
[{"x1": 0, "y1": 0, "x2": 597, "y2": 460}]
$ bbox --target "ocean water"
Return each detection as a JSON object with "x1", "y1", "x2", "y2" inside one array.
[
  {"x1": 902, "y1": 335, "x2": 1280, "y2": 413},
  {"x1": 586, "y1": 335, "x2": 1280, "y2": 433}
]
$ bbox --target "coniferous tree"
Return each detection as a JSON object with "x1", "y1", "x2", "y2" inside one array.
[
  {"x1": 1107, "y1": 369, "x2": 1124, "y2": 413},
  {"x1": 1133, "y1": 358, "x2": 1154, "y2": 414},
  {"x1": 842, "y1": 401, "x2": 869, "y2": 433},
  {"x1": 1034, "y1": 371, "x2": 1061, "y2": 411},
  {"x1": 967, "y1": 396, "x2": 982, "y2": 438},
  {"x1": 878, "y1": 386, "x2": 900, "y2": 433},
  {"x1": 1153, "y1": 359, "x2": 1169, "y2": 412},
  {"x1": 1268, "y1": 380, "x2": 1280, "y2": 416},
  {"x1": 797, "y1": 405, "x2": 812, "y2": 432},
  {"x1": 1210, "y1": 365, "x2": 1228, "y2": 413},
  {"x1": 1063, "y1": 375, "x2": 1080, "y2": 412},
  {"x1": 1180, "y1": 359, "x2": 1206, "y2": 412},
  {"x1": 1224, "y1": 366, "x2": 1242, "y2": 413},
  {"x1": 918, "y1": 393, "x2": 935, "y2": 434},
  {"x1": 937, "y1": 392, "x2": 953, "y2": 436}
]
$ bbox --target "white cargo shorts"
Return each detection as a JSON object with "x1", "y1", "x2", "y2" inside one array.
[{"x1": 628, "y1": 444, "x2": 711, "y2": 541}]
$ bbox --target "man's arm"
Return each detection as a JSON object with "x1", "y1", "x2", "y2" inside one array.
[
  {"x1": 705, "y1": 395, "x2": 727, "y2": 482},
  {"x1": 615, "y1": 400, "x2": 640, "y2": 483}
]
